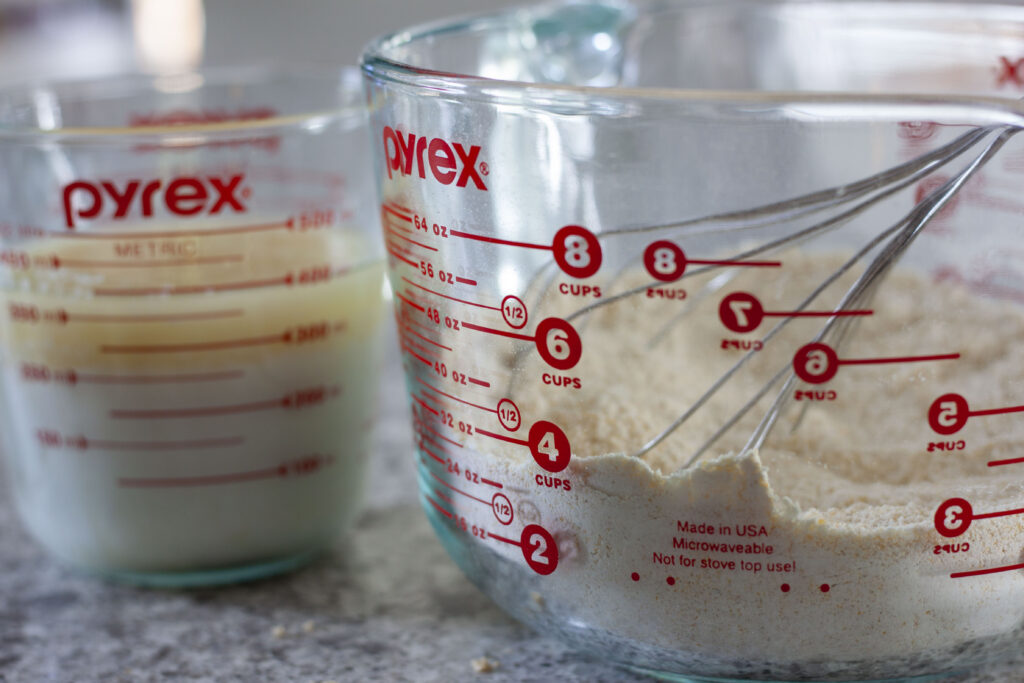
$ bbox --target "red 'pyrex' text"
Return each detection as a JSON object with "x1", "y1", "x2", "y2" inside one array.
[
  {"x1": 382, "y1": 126, "x2": 487, "y2": 190},
  {"x1": 61, "y1": 174, "x2": 248, "y2": 229}
]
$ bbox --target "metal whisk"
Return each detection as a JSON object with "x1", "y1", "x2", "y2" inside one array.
[{"x1": 521, "y1": 121, "x2": 1020, "y2": 470}]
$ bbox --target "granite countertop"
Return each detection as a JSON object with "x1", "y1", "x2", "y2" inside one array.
[{"x1": 2, "y1": 332, "x2": 1023, "y2": 683}]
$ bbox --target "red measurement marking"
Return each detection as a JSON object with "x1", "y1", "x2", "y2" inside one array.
[
  {"x1": 969, "y1": 404, "x2": 1024, "y2": 418},
  {"x1": 417, "y1": 390, "x2": 444, "y2": 408},
  {"x1": 403, "y1": 325, "x2": 452, "y2": 351},
  {"x1": 412, "y1": 394, "x2": 440, "y2": 416},
  {"x1": 59, "y1": 254, "x2": 244, "y2": 269},
  {"x1": 405, "y1": 336, "x2": 440, "y2": 361},
  {"x1": 416, "y1": 417, "x2": 463, "y2": 449},
  {"x1": 402, "y1": 311, "x2": 436, "y2": 336},
  {"x1": 121, "y1": 467, "x2": 279, "y2": 487},
  {"x1": 385, "y1": 221, "x2": 414, "y2": 240},
  {"x1": 416, "y1": 376, "x2": 495, "y2": 413},
  {"x1": 935, "y1": 498, "x2": 972, "y2": 537},
  {"x1": 394, "y1": 290, "x2": 425, "y2": 312},
  {"x1": 28, "y1": 254, "x2": 58, "y2": 269},
  {"x1": 386, "y1": 239, "x2": 418, "y2": 260},
  {"x1": 382, "y1": 203, "x2": 413, "y2": 222},
  {"x1": 93, "y1": 274, "x2": 290, "y2": 297},
  {"x1": 418, "y1": 440, "x2": 446, "y2": 464},
  {"x1": 528, "y1": 420, "x2": 572, "y2": 472},
  {"x1": 479, "y1": 477, "x2": 503, "y2": 489},
  {"x1": 450, "y1": 230, "x2": 552, "y2": 251},
  {"x1": 720, "y1": 292, "x2": 872, "y2": 333},
  {"x1": 429, "y1": 469, "x2": 491, "y2": 505},
  {"x1": 837, "y1": 353, "x2": 961, "y2": 366},
  {"x1": 455, "y1": 276, "x2": 477, "y2": 286},
  {"x1": 71, "y1": 309, "x2": 244, "y2": 324},
  {"x1": 404, "y1": 290, "x2": 427, "y2": 306},
  {"x1": 426, "y1": 494, "x2": 455, "y2": 519},
  {"x1": 491, "y1": 492, "x2": 513, "y2": 525},
  {"x1": 795, "y1": 343, "x2": 957, "y2": 385},
  {"x1": 932, "y1": 394, "x2": 1024, "y2": 435},
  {"x1": 403, "y1": 343, "x2": 433, "y2": 367},
  {"x1": 402, "y1": 327, "x2": 441, "y2": 355},
  {"x1": 401, "y1": 276, "x2": 501, "y2": 311},
  {"x1": 781, "y1": 584, "x2": 791, "y2": 593},
  {"x1": 382, "y1": 200, "x2": 409, "y2": 214},
  {"x1": 111, "y1": 398, "x2": 283, "y2": 419},
  {"x1": 420, "y1": 392, "x2": 450, "y2": 412},
  {"x1": 522, "y1": 525, "x2": 558, "y2": 573},
  {"x1": 475, "y1": 427, "x2": 529, "y2": 447},
  {"x1": 76, "y1": 370, "x2": 244, "y2": 384},
  {"x1": 951, "y1": 561, "x2": 1024, "y2": 579},
  {"x1": 382, "y1": 212, "x2": 414, "y2": 234},
  {"x1": 467, "y1": 376, "x2": 490, "y2": 388},
  {"x1": 387, "y1": 227, "x2": 438, "y2": 251},
  {"x1": 118, "y1": 455, "x2": 332, "y2": 488},
  {"x1": 461, "y1": 321, "x2": 534, "y2": 342},
  {"x1": 387, "y1": 247, "x2": 418, "y2": 268},
  {"x1": 101, "y1": 332, "x2": 286, "y2": 354},
  {"x1": 692, "y1": 258, "x2": 779, "y2": 268},
  {"x1": 988, "y1": 455, "x2": 1024, "y2": 467},
  {"x1": 496, "y1": 399, "x2": 521, "y2": 432},
  {"x1": 820, "y1": 584, "x2": 831, "y2": 593},
  {"x1": 109, "y1": 387, "x2": 334, "y2": 418},
  {"x1": 553, "y1": 226, "x2": 601, "y2": 278},
  {"x1": 769, "y1": 309, "x2": 872, "y2": 318},
  {"x1": 433, "y1": 487, "x2": 455, "y2": 506},
  {"x1": 631, "y1": 572, "x2": 640, "y2": 582},
  {"x1": 487, "y1": 531, "x2": 522, "y2": 547},
  {"x1": 535, "y1": 318, "x2": 581, "y2": 371},
  {"x1": 61, "y1": 218, "x2": 292, "y2": 240},
  {"x1": 418, "y1": 430, "x2": 455, "y2": 459},
  {"x1": 973, "y1": 505, "x2": 1024, "y2": 521},
  {"x1": 88, "y1": 436, "x2": 244, "y2": 451},
  {"x1": 666, "y1": 576, "x2": 676, "y2": 586},
  {"x1": 645, "y1": 242, "x2": 782, "y2": 281},
  {"x1": 384, "y1": 218, "x2": 414, "y2": 237}
]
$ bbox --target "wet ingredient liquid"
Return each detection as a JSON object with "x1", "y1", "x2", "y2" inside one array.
[{"x1": 0, "y1": 227, "x2": 385, "y2": 577}]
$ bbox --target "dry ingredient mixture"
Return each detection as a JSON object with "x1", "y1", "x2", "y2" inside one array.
[{"x1": 451, "y1": 250, "x2": 1024, "y2": 664}]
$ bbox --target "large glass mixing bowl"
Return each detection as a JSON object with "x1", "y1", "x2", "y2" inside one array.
[{"x1": 362, "y1": 2, "x2": 1024, "y2": 680}]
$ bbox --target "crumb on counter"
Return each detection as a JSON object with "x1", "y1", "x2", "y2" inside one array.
[
  {"x1": 302, "y1": 620, "x2": 316, "y2": 633},
  {"x1": 471, "y1": 656, "x2": 499, "y2": 674},
  {"x1": 270, "y1": 625, "x2": 287, "y2": 639}
]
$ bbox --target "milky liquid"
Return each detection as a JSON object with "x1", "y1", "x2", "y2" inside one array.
[{"x1": 0, "y1": 227, "x2": 385, "y2": 576}]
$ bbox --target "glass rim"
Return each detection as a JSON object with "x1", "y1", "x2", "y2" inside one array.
[
  {"x1": 360, "y1": 0, "x2": 1024, "y2": 122},
  {"x1": 0, "y1": 64, "x2": 366, "y2": 144}
]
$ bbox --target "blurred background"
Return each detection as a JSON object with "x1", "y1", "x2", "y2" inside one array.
[{"x1": 0, "y1": 0, "x2": 522, "y2": 83}]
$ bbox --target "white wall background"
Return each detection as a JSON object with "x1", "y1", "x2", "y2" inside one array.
[
  {"x1": 202, "y1": 0, "x2": 522, "y2": 68},
  {"x1": 0, "y1": 0, "x2": 527, "y2": 83}
]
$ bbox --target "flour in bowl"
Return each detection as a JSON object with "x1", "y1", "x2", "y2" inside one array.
[{"x1": 429, "y1": 250, "x2": 1024, "y2": 674}]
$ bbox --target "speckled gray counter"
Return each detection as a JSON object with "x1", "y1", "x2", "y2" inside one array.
[{"x1": 1, "y1": 334, "x2": 1023, "y2": 683}]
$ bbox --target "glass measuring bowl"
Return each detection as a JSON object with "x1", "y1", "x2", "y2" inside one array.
[
  {"x1": 0, "y1": 67, "x2": 386, "y2": 586},
  {"x1": 363, "y1": 1, "x2": 1024, "y2": 680}
]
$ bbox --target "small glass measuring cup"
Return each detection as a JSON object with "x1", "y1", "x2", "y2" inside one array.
[
  {"x1": 0, "y1": 66, "x2": 386, "y2": 586},
  {"x1": 364, "y1": 1, "x2": 1024, "y2": 680}
]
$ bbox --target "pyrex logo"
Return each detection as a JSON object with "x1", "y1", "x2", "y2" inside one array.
[
  {"x1": 382, "y1": 126, "x2": 488, "y2": 190},
  {"x1": 61, "y1": 174, "x2": 249, "y2": 229}
]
